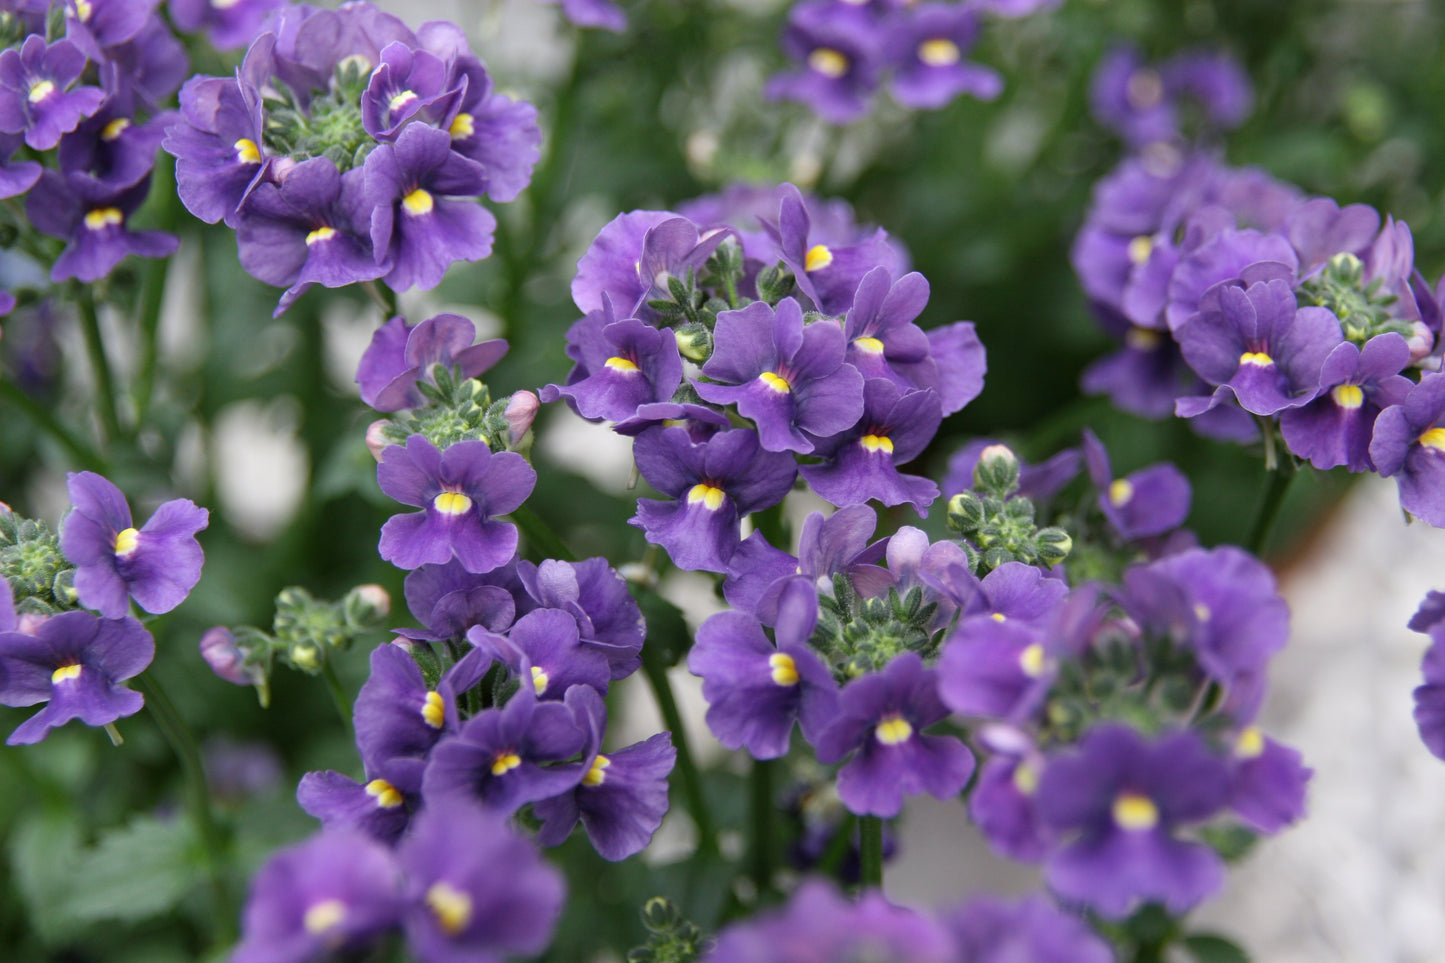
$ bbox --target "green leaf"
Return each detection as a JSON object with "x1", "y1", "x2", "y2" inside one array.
[
  {"x1": 9, "y1": 811, "x2": 85, "y2": 945},
  {"x1": 64, "y1": 815, "x2": 200, "y2": 923},
  {"x1": 1182, "y1": 933, "x2": 1251, "y2": 963}
]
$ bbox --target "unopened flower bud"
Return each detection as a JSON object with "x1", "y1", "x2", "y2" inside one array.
[
  {"x1": 365, "y1": 420, "x2": 391, "y2": 462},
  {"x1": 1036, "y1": 527, "x2": 1072, "y2": 566},
  {"x1": 505, "y1": 390, "x2": 540, "y2": 446},
  {"x1": 345, "y1": 583, "x2": 390, "y2": 623},
  {"x1": 947, "y1": 491, "x2": 985, "y2": 532},
  {"x1": 973, "y1": 444, "x2": 1020, "y2": 495},
  {"x1": 1407, "y1": 321, "x2": 1434, "y2": 365},
  {"x1": 674, "y1": 322, "x2": 712, "y2": 363},
  {"x1": 291, "y1": 643, "x2": 321, "y2": 673},
  {"x1": 200, "y1": 626, "x2": 264, "y2": 687}
]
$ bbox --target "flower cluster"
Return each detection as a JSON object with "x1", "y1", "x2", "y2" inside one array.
[
  {"x1": 164, "y1": 0, "x2": 541, "y2": 315},
  {"x1": 0, "y1": 472, "x2": 207, "y2": 744},
  {"x1": 546, "y1": 181, "x2": 985, "y2": 574},
  {"x1": 764, "y1": 0, "x2": 1060, "y2": 123},
  {"x1": 0, "y1": 0, "x2": 185, "y2": 299},
  {"x1": 1073, "y1": 47, "x2": 1445, "y2": 528}
]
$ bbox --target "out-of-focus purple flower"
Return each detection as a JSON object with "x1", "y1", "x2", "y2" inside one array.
[
  {"x1": 969, "y1": 750, "x2": 1052, "y2": 862},
  {"x1": 0, "y1": 36, "x2": 106, "y2": 151},
  {"x1": 58, "y1": 96, "x2": 173, "y2": 192},
  {"x1": 356, "y1": 314, "x2": 508, "y2": 412},
  {"x1": 199, "y1": 626, "x2": 265, "y2": 688},
  {"x1": 1036, "y1": 724, "x2": 1230, "y2": 918},
  {"x1": 62, "y1": 0, "x2": 160, "y2": 62},
  {"x1": 377, "y1": 435, "x2": 536, "y2": 574},
  {"x1": 0, "y1": 610, "x2": 153, "y2": 745},
  {"x1": 1091, "y1": 46, "x2": 1251, "y2": 148},
  {"x1": 230, "y1": 831, "x2": 404, "y2": 963},
  {"x1": 884, "y1": 4, "x2": 1002, "y2": 110},
  {"x1": 1371, "y1": 373, "x2": 1445, "y2": 527},
  {"x1": 942, "y1": 893, "x2": 1114, "y2": 963},
  {"x1": 398, "y1": 799, "x2": 565, "y2": 962},
  {"x1": 168, "y1": 0, "x2": 286, "y2": 51},
  {"x1": 60, "y1": 471, "x2": 208, "y2": 620},
  {"x1": 536, "y1": 0, "x2": 626, "y2": 32},
  {"x1": 0, "y1": 131, "x2": 40, "y2": 199},
  {"x1": 937, "y1": 618, "x2": 1053, "y2": 722},
  {"x1": 695, "y1": 298, "x2": 864, "y2": 453},
  {"x1": 814, "y1": 652, "x2": 974, "y2": 817},
  {"x1": 1227, "y1": 725, "x2": 1310, "y2": 834},
  {"x1": 765, "y1": 1, "x2": 882, "y2": 125},
  {"x1": 630, "y1": 426, "x2": 797, "y2": 573},
  {"x1": 1081, "y1": 428, "x2": 1191, "y2": 541},
  {"x1": 27, "y1": 170, "x2": 179, "y2": 283},
  {"x1": 1412, "y1": 590, "x2": 1445, "y2": 760},
  {"x1": 943, "y1": 439, "x2": 1081, "y2": 504}
]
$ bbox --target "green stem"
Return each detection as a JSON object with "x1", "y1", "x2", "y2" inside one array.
[
  {"x1": 641, "y1": 645, "x2": 718, "y2": 859},
  {"x1": 320, "y1": 659, "x2": 354, "y2": 735},
  {"x1": 0, "y1": 380, "x2": 106, "y2": 470},
  {"x1": 749, "y1": 757, "x2": 776, "y2": 900},
  {"x1": 131, "y1": 248, "x2": 171, "y2": 433},
  {"x1": 511, "y1": 503, "x2": 577, "y2": 562},
  {"x1": 135, "y1": 672, "x2": 234, "y2": 946},
  {"x1": 363, "y1": 280, "x2": 398, "y2": 317},
  {"x1": 1246, "y1": 458, "x2": 1297, "y2": 556},
  {"x1": 75, "y1": 286, "x2": 124, "y2": 443},
  {"x1": 858, "y1": 815, "x2": 884, "y2": 891}
]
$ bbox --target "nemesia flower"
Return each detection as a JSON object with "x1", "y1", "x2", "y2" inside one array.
[
  {"x1": 968, "y1": 750, "x2": 1052, "y2": 862},
  {"x1": 377, "y1": 435, "x2": 537, "y2": 574},
  {"x1": 516, "y1": 557, "x2": 645, "y2": 680},
  {"x1": 542, "y1": 312, "x2": 684, "y2": 424},
  {"x1": 0, "y1": 36, "x2": 106, "y2": 151},
  {"x1": 943, "y1": 894, "x2": 1114, "y2": 963},
  {"x1": 1225, "y1": 724, "x2": 1310, "y2": 834},
  {"x1": 60, "y1": 471, "x2": 208, "y2": 620},
  {"x1": 1081, "y1": 428, "x2": 1191, "y2": 541},
  {"x1": 770, "y1": 183, "x2": 904, "y2": 315},
  {"x1": 469, "y1": 608, "x2": 611, "y2": 700},
  {"x1": 27, "y1": 170, "x2": 179, "y2": 283},
  {"x1": 0, "y1": 610, "x2": 153, "y2": 745},
  {"x1": 356, "y1": 314, "x2": 508, "y2": 413},
  {"x1": 401, "y1": 558, "x2": 525, "y2": 643},
  {"x1": 1370, "y1": 372, "x2": 1445, "y2": 527},
  {"x1": 537, "y1": 0, "x2": 627, "y2": 32},
  {"x1": 1411, "y1": 590, "x2": 1445, "y2": 760},
  {"x1": 937, "y1": 617, "x2": 1053, "y2": 722},
  {"x1": 168, "y1": 0, "x2": 286, "y2": 51},
  {"x1": 61, "y1": 0, "x2": 160, "y2": 62},
  {"x1": 1278, "y1": 333, "x2": 1413, "y2": 472},
  {"x1": 884, "y1": 4, "x2": 1002, "y2": 111},
  {"x1": 58, "y1": 95, "x2": 172, "y2": 192}
]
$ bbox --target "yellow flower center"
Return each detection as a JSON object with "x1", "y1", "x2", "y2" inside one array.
[
  {"x1": 1419, "y1": 428, "x2": 1445, "y2": 451},
  {"x1": 421, "y1": 690, "x2": 445, "y2": 729},
  {"x1": 303, "y1": 899, "x2": 347, "y2": 935},
  {"x1": 531, "y1": 665, "x2": 549, "y2": 696},
  {"x1": 686, "y1": 484, "x2": 726, "y2": 511},
  {"x1": 449, "y1": 112, "x2": 475, "y2": 139},
  {"x1": 402, "y1": 188, "x2": 434, "y2": 216},
  {"x1": 1018, "y1": 643, "x2": 1046, "y2": 678},
  {"x1": 1108, "y1": 478, "x2": 1134, "y2": 507},
  {"x1": 364, "y1": 778, "x2": 403, "y2": 808},
  {"x1": 1112, "y1": 791, "x2": 1159, "y2": 831},
  {"x1": 859, "y1": 434, "x2": 894, "y2": 454},
  {"x1": 84, "y1": 207, "x2": 124, "y2": 231},
  {"x1": 490, "y1": 752, "x2": 522, "y2": 776},
  {"x1": 73, "y1": 0, "x2": 94, "y2": 20},
  {"x1": 426, "y1": 882, "x2": 473, "y2": 936},
  {"x1": 583, "y1": 754, "x2": 611, "y2": 787},
  {"x1": 1012, "y1": 761, "x2": 1039, "y2": 795},
  {"x1": 1125, "y1": 326, "x2": 1161, "y2": 351},
  {"x1": 1330, "y1": 384, "x2": 1364, "y2": 410},
  {"x1": 1235, "y1": 725, "x2": 1265, "y2": 760},
  {"x1": 918, "y1": 37, "x2": 960, "y2": 67},
  {"x1": 388, "y1": 90, "x2": 417, "y2": 112},
  {"x1": 212, "y1": 0, "x2": 241, "y2": 8},
  {"x1": 804, "y1": 244, "x2": 834, "y2": 272},
  {"x1": 27, "y1": 80, "x2": 54, "y2": 104},
  {"x1": 234, "y1": 138, "x2": 262, "y2": 164},
  {"x1": 807, "y1": 47, "x2": 849, "y2": 79},
  {"x1": 101, "y1": 118, "x2": 130, "y2": 142},
  {"x1": 605, "y1": 356, "x2": 640, "y2": 373},
  {"x1": 305, "y1": 226, "x2": 337, "y2": 246},
  {"x1": 1194, "y1": 602, "x2": 1211, "y2": 622},
  {"x1": 1239, "y1": 350, "x2": 1274, "y2": 367},
  {"x1": 114, "y1": 527, "x2": 140, "y2": 556},
  {"x1": 760, "y1": 371, "x2": 791, "y2": 393},
  {"x1": 875, "y1": 714, "x2": 913, "y2": 745},
  {"x1": 990, "y1": 612, "x2": 1006, "y2": 622},
  {"x1": 433, "y1": 491, "x2": 473, "y2": 515},
  {"x1": 853, "y1": 337, "x2": 885, "y2": 355},
  {"x1": 1127, "y1": 234, "x2": 1154, "y2": 266},
  {"x1": 768, "y1": 652, "x2": 799, "y2": 686},
  {"x1": 51, "y1": 663, "x2": 82, "y2": 685}
]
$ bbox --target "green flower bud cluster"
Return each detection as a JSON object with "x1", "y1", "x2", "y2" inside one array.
[
  {"x1": 226, "y1": 584, "x2": 390, "y2": 680},
  {"x1": 1297, "y1": 252, "x2": 1412, "y2": 346},
  {"x1": 382, "y1": 366, "x2": 517, "y2": 454},
  {"x1": 946, "y1": 446, "x2": 1072, "y2": 575},
  {"x1": 811, "y1": 574, "x2": 941, "y2": 682},
  {"x1": 645, "y1": 240, "x2": 755, "y2": 364},
  {"x1": 0, "y1": 507, "x2": 76, "y2": 615},
  {"x1": 261, "y1": 62, "x2": 375, "y2": 171},
  {"x1": 626, "y1": 897, "x2": 710, "y2": 963},
  {"x1": 754, "y1": 261, "x2": 797, "y2": 306}
]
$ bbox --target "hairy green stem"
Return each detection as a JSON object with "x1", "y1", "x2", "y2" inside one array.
[
  {"x1": 1246, "y1": 459, "x2": 1297, "y2": 556},
  {"x1": 136, "y1": 672, "x2": 234, "y2": 945}
]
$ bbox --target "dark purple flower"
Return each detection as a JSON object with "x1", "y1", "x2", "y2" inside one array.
[
  {"x1": 534, "y1": 731, "x2": 675, "y2": 861},
  {"x1": 969, "y1": 750, "x2": 1052, "y2": 862},
  {"x1": 1036, "y1": 724, "x2": 1230, "y2": 918},
  {"x1": 0, "y1": 610, "x2": 153, "y2": 745},
  {"x1": 296, "y1": 765, "x2": 416, "y2": 845},
  {"x1": 765, "y1": 1, "x2": 882, "y2": 125},
  {"x1": 570, "y1": 210, "x2": 677, "y2": 316},
  {"x1": 1413, "y1": 591, "x2": 1445, "y2": 760},
  {"x1": 799, "y1": 378, "x2": 942, "y2": 515},
  {"x1": 943, "y1": 894, "x2": 1114, "y2": 963},
  {"x1": 695, "y1": 298, "x2": 864, "y2": 453},
  {"x1": 770, "y1": 182, "x2": 904, "y2": 315},
  {"x1": 27, "y1": 170, "x2": 179, "y2": 283},
  {"x1": 58, "y1": 98, "x2": 172, "y2": 192},
  {"x1": 1287, "y1": 198, "x2": 1381, "y2": 276},
  {"x1": 366, "y1": 122, "x2": 492, "y2": 292},
  {"x1": 541, "y1": 311, "x2": 684, "y2": 424},
  {"x1": 361, "y1": 41, "x2": 454, "y2": 141},
  {"x1": 538, "y1": 0, "x2": 627, "y2": 32},
  {"x1": 0, "y1": 36, "x2": 106, "y2": 151},
  {"x1": 397, "y1": 799, "x2": 565, "y2": 963},
  {"x1": 230, "y1": 831, "x2": 404, "y2": 963},
  {"x1": 377, "y1": 435, "x2": 536, "y2": 574},
  {"x1": 1370, "y1": 373, "x2": 1445, "y2": 527},
  {"x1": 356, "y1": 313, "x2": 508, "y2": 412},
  {"x1": 468, "y1": 607, "x2": 611, "y2": 700},
  {"x1": 1165, "y1": 228, "x2": 1298, "y2": 332},
  {"x1": 163, "y1": 73, "x2": 269, "y2": 226},
  {"x1": 0, "y1": 131, "x2": 40, "y2": 199},
  {"x1": 630, "y1": 426, "x2": 797, "y2": 573},
  {"x1": 401, "y1": 558, "x2": 524, "y2": 643},
  {"x1": 1279, "y1": 333, "x2": 1413, "y2": 471},
  {"x1": 814, "y1": 652, "x2": 974, "y2": 817},
  {"x1": 937, "y1": 618, "x2": 1053, "y2": 722},
  {"x1": 884, "y1": 4, "x2": 1002, "y2": 110},
  {"x1": 516, "y1": 557, "x2": 645, "y2": 680},
  {"x1": 1082, "y1": 429, "x2": 1191, "y2": 541},
  {"x1": 62, "y1": 0, "x2": 159, "y2": 62},
  {"x1": 943, "y1": 439, "x2": 1081, "y2": 504},
  {"x1": 60, "y1": 471, "x2": 208, "y2": 619},
  {"x1": 353, "y1": 643, "x2": 483, "y2": 777}
]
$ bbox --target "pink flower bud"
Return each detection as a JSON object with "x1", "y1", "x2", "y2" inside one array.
[
  {"x1": 505, "y1": 390, "x2": 540, "y2": 446},
  {"x1": 365, "y1": 420, "x2": 391, "y2": 462},
  {"x1": 200, "y1": 626, "x2": 262, "y2": 687}
]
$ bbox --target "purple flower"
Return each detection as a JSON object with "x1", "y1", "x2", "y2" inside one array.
[
  {"x1": 1369, "y1": 373, "x2": 1445, "y2": 527},
  {"x1": 468, "y1": 608, "x2": 611, "y2": 700},
  {"x1": 770, "y1": 182, "x2": 904, "y2": 315},
  {"x1": 538, "y1": 0, "x2": 627, "y2": 32},
  {"x1": 397, "y1": 800, "x2": 564, "y2": 963},
  {"x1": 541, "y1": 311, "x2": 684, "y2": 424},
  {"x1": 570, "y1": 210, "x2": 677, "y2": 316},
  {"x1": 401, "y1": 559, "x2": 524, "y2": 643},
  {"x1": 1227, "y1": 725, "x2": 1310, "y2": 834},
  {"x1": 516, "y1": 557, "x2": 645, "y2": 680},
  {"x1": 937, "y1": 618, "x2": 1053, "y2": 722},
  {"x1": 765, "y1": 1, "x2": 882, "y2": 125},
  {"x1": 1082, "y1": 429, "x2": 1191, "y2": 541},
  {"x1": 1165, "y1": 228, "x2": 1298, "y2": 332},
  {"x1": 969, "y1": 751, "x2": 1052, "y2": 862},
  {"x1": 230, "y1": 831, "x2": 404, "y2": 963},
  {"x1": 1090, "y1": 46, "x2": 1251, "y2": 148},
  {"x1": 1412, "y1": 590, "x2": 1445, "y2": 760},
  {"x1": 0, "y1": 610, "x2": 153, "y2": 745},
  {"x1": 630, "y1": 426, "x2": 797, "y2": 573},
  {"x1": 163, "y1": 74, "x2": 269, "y2": 226},
  {"x1": 377, "y1": 436, "x2": 536, "y2": 574},
  {"x1": 27, "y1": 170, "x2": 179, "y2": 283},
  {"x1": 942, "y1": 894, "x2": 1114, "y2": 963},
  {"x1": 1279, "y1": 333, "x2": 1413, "y2": 471},
  {"x1": 695, "y1": 298, "x2": 864, "y2": 453},
  {"x1": 296, "y1": 765, "x2": 417, "y2": 845},
  {"x1": 168, "y1": 0, "x2": 286, "y2": 51},
  {"x1": 944, "y1": 439, "x2": 1081, "y2": 504},
  {"x1": 534, "y1": 731, "x2": 675, "y2": 861},
  {"x1": 60, "y1": 471, "x2": 208, "y2": 619},
  {"x1": 0, "y1": 37, "x2": 106, "y2": 151},
  {"x1": 798, "y1": 378, "x2": 942, "y2": 515},
  {"x1": 1036, "y1": 724, "x2": 1229, "y2": 918},
  {"x1": 884, "y1": 4, "x2": 1002, "y2": 110},
  {"x1": 814, "y1": 652, "x2": 974, "y2": 817},
  {"x1": 361, "y1": 41, "x2": 455, "y2": 142},
  {"x1": 57, "y1": 95, "x2": 172, "y2": 192},
  {"x1": 366, "y1": 122, "x2": 493, "y2": 292},
  {"x1": 356, "y1": 314, "x2": 508, "y2": 412}
]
